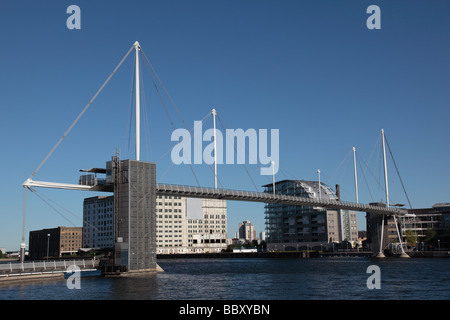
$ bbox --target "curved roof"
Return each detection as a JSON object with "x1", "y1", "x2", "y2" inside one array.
[{"x1": 262, "y1": 179, "x2": 338, "y2": 201}]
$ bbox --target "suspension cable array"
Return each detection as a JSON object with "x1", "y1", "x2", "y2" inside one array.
[{"x1": 19, "y1": 41, "x2": 414, "y2": 262}]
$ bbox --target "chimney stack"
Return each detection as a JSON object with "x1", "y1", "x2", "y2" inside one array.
[{"x1": 336, "y1": 184, "x2": 341, "y2": 201}]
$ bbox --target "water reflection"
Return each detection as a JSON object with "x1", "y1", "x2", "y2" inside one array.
[{"x1": 1, "y1": 258, "x2": 449, "y2": 300}]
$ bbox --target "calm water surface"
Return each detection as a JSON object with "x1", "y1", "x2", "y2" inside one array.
[{"x1": 1, "y1": 257, "x2": 449, "y2": 300}]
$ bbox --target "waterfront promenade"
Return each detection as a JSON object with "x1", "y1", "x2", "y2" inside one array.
[{"x1": 157, "y1": 250, "x2": 450, "y2": 259}]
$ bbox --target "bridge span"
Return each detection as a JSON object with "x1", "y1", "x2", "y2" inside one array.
[
  {"x1": 156, "y1": 183, "x2": 410, "y2": 216},
  {"x1": 23, "y1": 179, "x2": 410, "y2": 216}
]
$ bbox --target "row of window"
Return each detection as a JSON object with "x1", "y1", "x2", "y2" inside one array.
[
  {"x1": 157, "y1": 202, "x2": 183, "y2": 206},
  {"x1": 157, "y1": 195, "x2": 182, "y2": 199},
  {"x1": 158, "y1": 208, "x2": 183, "y2": 213}
]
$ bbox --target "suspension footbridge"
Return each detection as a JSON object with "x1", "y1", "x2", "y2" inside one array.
[{"x1": 18, "y1": 41, "x2": 414, "y2": 275}]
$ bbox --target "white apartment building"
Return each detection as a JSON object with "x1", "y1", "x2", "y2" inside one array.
[
  {"x1": 185, "y1": 198, "x2": 227, "y2": 254},
  {"x1": 83, "y1": 195, "x2": 227, "y2": 253}
]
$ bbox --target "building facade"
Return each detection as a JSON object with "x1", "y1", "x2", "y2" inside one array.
[
  {"x1": 185, "y1": 198, "x2": 227, "y2": 253},
  {"x1": 366, "y1": 203, "x2": 450, "y2": 254},
  {"x1": 29, "y1": 227, "x2": 82, "y2": 260},
  {"x1": 238, "y1": 220, "x2": 257, "y2": 242},
  {"x1": 156, "y1": 195, "x2": 188, "y2": 252},
  {"x1": 83, "y1": 195, "x2": 227, "y2": 254},
  {"x1": 406, "y1": 203, "x2": 450, "y2": 250},
  {"x1": 83, "y1": 196, "x2": 114, "y2": 248},
  {"x1": 263, "y1": 180, "x2": 358, "y2": 251}
]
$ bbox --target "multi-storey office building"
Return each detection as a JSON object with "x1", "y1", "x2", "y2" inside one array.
[
  {"x1": 185, "y1": 198, "x2": 227, "y2": 253},
  {"x1": 263, "y1": 180, "x2": 357, "y2": 251},
  {"x1": 238, "y1": 220, "x2": 257, "y2": 242},
  {"x1": 83, "y1": 195, "x2": 227, "y2": 253},
  {"x1": 83, "y1": 196, "x2": 114, "y2": 249},
  {"x1": 366, "y1": 203, "x2": 450, "y2": 253},
  {"x1": 29, "y1": 227, "x2": 83, "y2": 259},
  {"x1": 156, "y1": 195, "x2": 188, "y2": 252},
  {"x1": 404, "y1": 203, "x2": 450, "y2": 250}
]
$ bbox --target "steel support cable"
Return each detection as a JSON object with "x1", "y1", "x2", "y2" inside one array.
[
  {"x1": 140, "y1": 49, "x2": 190, "y2": 134},
  {"x1": 140, "y1": 49, "x2": 248, "y2": 190},
  {"x1": 157, "y1": 110, "x2": 212, "y2": 164},
  {"x1": 141, "y1": 51, "x2": 224, "y2": 189},
  {"x1": 384, "y1": 134, "x2": 413, "y2": 209},
  {"x1": 323, "y1": 153, "x2": 353, "y2": 201},
  {"x1": 28, "y1": 188, "x2": 77, "y2": 227},
  {"x1": 127, "y1": 56, "x2": 136, "y2": 157},
  {"x1": 140, "y1": 49, "x2": 206, "y2": 187},
  {"x1": 216, "y1": 114, "x2": 259, "y2": 192},
  {"x1": 328, "y1": 148, "x2": 352, "y2": 184},
  {"x1": 29, "y1": 187, "x2": 100, "y2": 232},
  {"x1": 156, "y1": 116, "x2": 209, "y2": 187},
  {"x1": 141, "y1": 49, "x2": 229, "y2": 189},
  {"x1": 359, "y1": 134, "x2": 382, "y2": 197},
  {"x1": 140, "y1": 63, "x2": 153, "y2": 161},
  {"x1": 29, "y1": 44, "x2": 135, "y2": 180},
  {"x1": 141, "y1": 57, "x2": 225, "y2": 189},
  {"x1": 359, "y1": 149, "x2": 378, "y2": 193},
  {"x1": 369, "y1": 134, "x2": 382, "y2": 199},
  {"x1": 371, "y1": 133, "x2": 396, "y2": 205},
  {"x1": 356, "y1": 152, "x2": 375, "y2": 202},
  {"x1": 146, "y1": 61, "x2": 176, "y2": 130},
  {"x1": 156, "y1": 112, "x2": 224, "y2": 188}
]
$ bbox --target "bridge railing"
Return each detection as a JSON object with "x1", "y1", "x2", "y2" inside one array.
[
  {"x1": 0, "y1": 259, "x2": 99, "y2": 274},
  {"x1": 156, "y1": 183, "x2": 410, "y2": 216}
]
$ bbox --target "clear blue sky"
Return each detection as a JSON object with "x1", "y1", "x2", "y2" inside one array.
[{"x1": 1, "y1": 1, "x2": 449, "y2": 251}]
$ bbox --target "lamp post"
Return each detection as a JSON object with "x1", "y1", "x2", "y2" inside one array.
[
  {"x1": 46, "y1": 233, "x2": 50, "y2": 260},
  {"x1": 317, "y1": 169, "x2": 321, "y2": 199},
  {"x1": 272, "y1": 161, "x2": 276, "y2": 195}
]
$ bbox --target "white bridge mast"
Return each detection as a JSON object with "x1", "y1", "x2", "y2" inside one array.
[
  {"x1": 134, "y1": 41, "x2": 141, "y2": 161},
  {"x1": 377, "y1": 129, "x2": 409, "y2": 258},
  {"x1": 212, "y1": 108, "x2": 217, "y2": 189},
  {"x1": 353, "y1": 147, "x2": 359, "y2": 204}
]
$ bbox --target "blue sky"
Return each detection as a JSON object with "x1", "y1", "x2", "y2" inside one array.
[{"x1": 1, "y1": 1, "x2": 449, "y2": 251}]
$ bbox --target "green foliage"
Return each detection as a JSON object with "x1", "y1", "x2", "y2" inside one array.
[
  {"x1": 404, "y1": 230, "x2": 417, "y2": 247},
  {"x1": 424, "y1": 228, "x2": 438, "y2": 246}
]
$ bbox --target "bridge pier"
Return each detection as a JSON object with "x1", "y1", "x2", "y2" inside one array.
[
  {"x1": 108, "y1": 158, "x2": 159, "y2": 274},
  {"x1": 367, "y1": 212, "x2": 410, "y2": 258},
  {"x1": 367, "y1": 212, "x2": 387, "y2": 258}
]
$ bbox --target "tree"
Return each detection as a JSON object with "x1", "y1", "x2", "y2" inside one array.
[
  {"x1": 404, "y1": 230, "x2": 417, "y2": 247},
  {"x1": 424, "y1": 228, "x2": 438, "y2": 247},
  {"x1": 259, "y1": 240, "x2": 267, "y2": 250}
]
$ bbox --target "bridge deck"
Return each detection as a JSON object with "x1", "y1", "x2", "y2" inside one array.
[
  {"x1": 156, "y1": 184, "x2": 409, "y2": 216},
  {"x1": 0, "y1": 259, "x2": 99, "y2": 275},
  {"x1": 23, "y1": 179, "x2": 410, "y2": 216}
]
